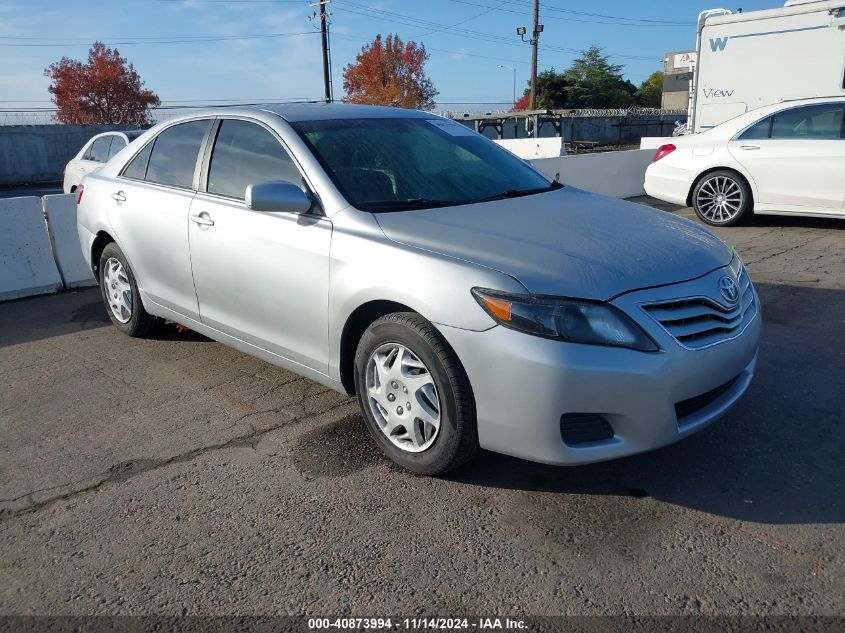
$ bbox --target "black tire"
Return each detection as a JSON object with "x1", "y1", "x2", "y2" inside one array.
[
  {"x1": 99, "y1": 242, "x2": 159, "y2": 337},
  {"x1": 353, "y1": 312, "x2": 479, "y2": 475},
  {"x1": 691, "y1": 169, "x2": 752, "y2": 227}
]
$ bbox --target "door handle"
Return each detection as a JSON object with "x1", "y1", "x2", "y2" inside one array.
[
  {"x1": 111, "y1": 191, "x2": 126, "y2": 202},
  {"x1": 190, "y1": 213, "x2": 215, "y2": 227},
  {"x1": 740, "y1": 145, "x2": 760, "y2": 150}
]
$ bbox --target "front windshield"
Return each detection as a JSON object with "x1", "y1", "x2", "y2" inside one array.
[{"x1": 291, "y1": 117, "x2": 555, "y2": 212}]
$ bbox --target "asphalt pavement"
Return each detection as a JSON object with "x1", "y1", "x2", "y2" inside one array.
[{"x1": 0, "y1": 202, "x2": 843, "y2": 618}]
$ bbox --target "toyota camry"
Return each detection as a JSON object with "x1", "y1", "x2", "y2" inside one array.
[{"x1": 77, "y1": 104, "x2": 761, "y2": 475}]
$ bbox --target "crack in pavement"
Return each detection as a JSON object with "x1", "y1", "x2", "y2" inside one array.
[
  {"x1": 0, "y1": 402, "x2": 353, "y2": 523},
  {"x1": 744, "y1": 237, "x2": 823, "y2": 266}
]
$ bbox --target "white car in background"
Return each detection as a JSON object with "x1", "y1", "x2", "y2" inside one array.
[
  {"x1": 645, "y1": 97, "x2": 845, "y2": 226},
  {"x1": 63, "y1": 130, "x2": 144, "y2": 194}
]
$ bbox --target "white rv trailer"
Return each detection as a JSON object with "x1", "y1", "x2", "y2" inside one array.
[{"x1": 689, "y1": 0, "x2": 845, "y2": 133}]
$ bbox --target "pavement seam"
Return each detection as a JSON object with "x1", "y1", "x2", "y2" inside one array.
[{"x1": 0, "y1": 402, "x2": 353, "y2": 522}]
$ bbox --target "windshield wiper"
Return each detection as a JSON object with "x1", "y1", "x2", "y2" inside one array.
[
  {"x1": 466, "y1": 181, "x2": 564, "y2": 205},
  {"x1": 357, "y1": 198, "x2": 458, "y2": 212}
]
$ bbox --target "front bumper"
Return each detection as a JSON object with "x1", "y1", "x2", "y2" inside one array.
[{"x1": 437, "y1": 268, "x2": 761, "y2": 466}]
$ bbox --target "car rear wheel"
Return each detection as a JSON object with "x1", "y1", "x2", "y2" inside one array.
[
  {"x1": 99, "y1": 242, "x2": 159, "y2": 337},
  {"x1": 354, "y1": 312, "x2": 479, "y2": 475},
  {"x1": 692, "y1": 170, "x2": 752, "y2": 227}
]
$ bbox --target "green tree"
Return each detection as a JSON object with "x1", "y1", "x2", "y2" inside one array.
[
  {"x1": 514, "y1": 69, "x2": 570, "y2": 110},
  {"x1": 635, "y1": 71, "x2": 664, "y2": 108},
  {"x1": 562, "y1": 46, "x2": 636, "y2": 109}
]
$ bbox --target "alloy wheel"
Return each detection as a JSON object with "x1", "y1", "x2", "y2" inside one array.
[
  {"x1": 103, "y1": 257, "x2": 133, "y2": 323},
  {"x1": 365, "y1": 342, "x2": 441, "y2": 453},
  {"x1": 696, "y1": 175, "x2": 744, "y2": 223}
]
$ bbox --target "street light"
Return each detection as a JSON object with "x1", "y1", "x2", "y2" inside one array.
[{"x1": 497, "y1": 64, "x2": 517, "y2": 109}]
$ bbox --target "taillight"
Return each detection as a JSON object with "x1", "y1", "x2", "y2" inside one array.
[
  {"x1": 652, "y1": 144, "x2": 676, "y2": 163},
  {"x1": 75, "y1": 185, "x2": 84, "y2": 205}
]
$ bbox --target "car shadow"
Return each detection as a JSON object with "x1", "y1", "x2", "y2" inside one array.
[
  {"x1": 0, "y1": 288, "x2": 212, "y2": 348},
  {"x1": 749, "y1": 213, "x2": 845, "y2": 230},
  {"x1": 444, "y1": 282, "x2": 845, "y2": 526}
]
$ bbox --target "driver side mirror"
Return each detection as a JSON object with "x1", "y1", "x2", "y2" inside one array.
[{"x1": 245, "y1": 181, "x2": 313, "y2": 214}]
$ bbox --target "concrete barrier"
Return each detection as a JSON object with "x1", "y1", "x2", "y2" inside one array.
[
  {"x1": 531, "y1": 149, "x2": 653, "y2": 198},
  {"x1": 42, "y1": 194, "x2": 96, "y2": 288},
  {"x1": 494, "y1": 138, "x2": 566, "y2": 159},
  {"x1": 0, "y1": 196, "x2": 63, "y2": 301},
  {"x1": 640, "y1": 136, "x2": 677, "y2": 150}
]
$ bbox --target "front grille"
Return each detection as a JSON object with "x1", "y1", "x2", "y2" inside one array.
[
  {"x1": 642, "y1": 266, "x2": 756, "y2": 350},
  {"x1": 560, "y1": 413, "x2": 614, "y2": 445},
  {"x1": 674, "y1": 375, "x2": 739, "y2": 422}
]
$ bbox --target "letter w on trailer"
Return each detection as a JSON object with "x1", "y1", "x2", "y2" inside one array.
[{"x1": 689, "y1": 0, "x2": 845, "y2": 134}]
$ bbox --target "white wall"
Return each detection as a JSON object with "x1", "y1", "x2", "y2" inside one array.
[
  {"x1": 494, "y1": 137, "x2": 566, "y2": 159},
  {"x1": 0, "y1": 196, "x2": 63, "y2": 301},
  {"x1": 531, "y1": 149, "x2": 653, "y2": 199}
]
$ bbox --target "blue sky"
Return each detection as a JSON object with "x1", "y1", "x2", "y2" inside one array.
[{"x1": 0, "y1": 0, "x2": 777, "y2": 111}]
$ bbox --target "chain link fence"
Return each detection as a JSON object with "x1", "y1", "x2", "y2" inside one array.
[{"x1": 0, "y1": 108, "x2": 196, "y2": 126}]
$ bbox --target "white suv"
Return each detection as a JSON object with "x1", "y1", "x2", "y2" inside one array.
[{"x1": 63, "y1": 130, "x2": 143, "y2": 194}]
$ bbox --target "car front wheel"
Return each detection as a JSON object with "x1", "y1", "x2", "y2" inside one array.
[
  {"x1": 354, "y1": 312, "x2": 479, "y2": 475},
  {"x1": 692, "y1": 170, "x2": 752, "y2": 227}
]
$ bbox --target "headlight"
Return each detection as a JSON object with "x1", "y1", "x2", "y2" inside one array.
[{"x1": 472, "y1": 288, "x2": 659, "y2": 352}]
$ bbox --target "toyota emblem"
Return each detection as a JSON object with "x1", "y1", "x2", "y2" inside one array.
[{"x1": 718, "y1": 276, "x2": 739, "y2": 304}]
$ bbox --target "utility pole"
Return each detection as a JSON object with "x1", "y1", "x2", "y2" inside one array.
[
  {"x1": 529, "y1": 0, "x2": 539, "y2": 111},
  {"x1": 311, "y1": 0, "x2": 333, "y2": 102},
  {"x1": 516, "y1": 3, "x2": 543, "y2": 110}
]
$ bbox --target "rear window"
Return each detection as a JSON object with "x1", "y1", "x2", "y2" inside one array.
[
  {"x1": 87, "y1": 136, "x2": 113, "y2": 162},
  {"x1": 144, "y1": 120, "x2": 210, "y2": 189},
  {"x1": 738, "y1": 117, "x2": 771, "y2": 140},
  {"x1": 122, "y1": 142, "x2": 153, "y2": 181},
  {"x1": 771, "y1": 104, "x2": 844, "y2": 140},
  {"x1": 107, "y1": 137, "x2": 127, "y2": 160}
]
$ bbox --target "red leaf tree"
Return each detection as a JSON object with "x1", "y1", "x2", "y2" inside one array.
[
  {"x1": 342, "y1": 34, "x2": 438, "y2": 110},
  {"x1": 44, "y1": 42, "x2": 160, "y2": 125}
]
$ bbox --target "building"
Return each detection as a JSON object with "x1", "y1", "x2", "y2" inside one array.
[{"x1": 662, "y1": 50, "x2": 696, "y2": 111}]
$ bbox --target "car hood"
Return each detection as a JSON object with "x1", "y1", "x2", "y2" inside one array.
[{"x1": 374, "y1": 187, "x2": 733, "y2": 300}]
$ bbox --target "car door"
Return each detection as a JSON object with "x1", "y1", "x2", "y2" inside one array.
[
  {"x1": 728, "y1": 103, "x2": 845, "y2": 211},
  {"x1": 108, "y1": 119, "x2": 213, "y2": 320},
  {"x1": 188, "y1": 118, "x2": 332, "y2": 373}
]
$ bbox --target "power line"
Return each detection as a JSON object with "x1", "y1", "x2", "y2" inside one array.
[
  {"x1": 0, "y1": 32, "x2": 319, "y2": 47},
  {"x1": 331, "y1": 31, "x2": 528, "y2": 65},
  {"x1": 331, "y1": 1, "x2": 658, "y2": 61},
  {"x1": 507, "y1": 0, "x2": 694, "y2": 25},
  {"x1": 449, "y1": 0, "x2": 694, "y2": 27}
]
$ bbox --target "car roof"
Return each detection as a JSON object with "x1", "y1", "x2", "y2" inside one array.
[{"x1": 250, "y1": 102, "x2": 434, "y2": 122}]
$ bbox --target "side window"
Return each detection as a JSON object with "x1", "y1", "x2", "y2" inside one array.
[
  {"x1": 739, "y1": 116, "x2": 771, "y2": 140},
  {"x1": 107, "y1": 137, "x2": 127, "y2": 160},
  {"x1": 82, "y1": 142, "x2": 95, "y2": 161},
  {"x1": 771, "y1": 104, "x2": 845, "y2": 140},
  {"x1": 122, "y1": 142, "x2": 154, "y2": 181},
  {"x1": 207, "y1": 119, "x2": 302, "y2": 200},
  {"x1": 89, "y1": 136, "x2": 113, "y2": 162},
  {"x1": 145, "y1": 120, "x2": 210, "y2": 189}
]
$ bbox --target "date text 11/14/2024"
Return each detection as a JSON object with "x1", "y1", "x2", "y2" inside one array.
[{"x1": 307, "y1": 617, "x2": 528, "y2": 630}]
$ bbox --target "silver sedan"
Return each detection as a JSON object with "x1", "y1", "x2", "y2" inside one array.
[{"x1": 76, "y1": 104, "x2": 761, "y2": 475}]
